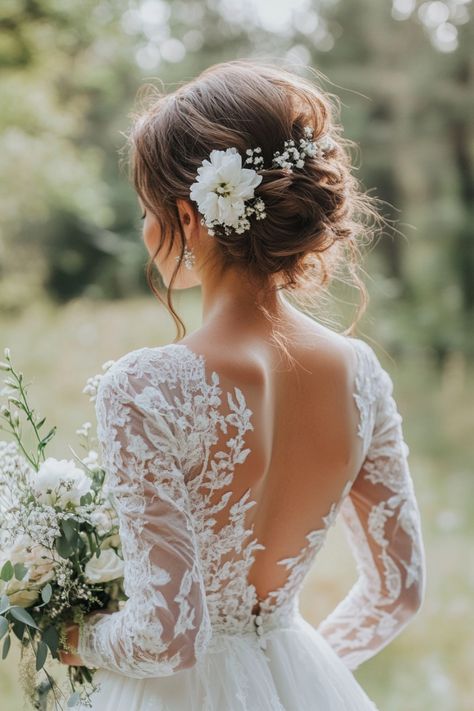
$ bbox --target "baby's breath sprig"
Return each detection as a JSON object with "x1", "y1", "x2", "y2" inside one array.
[
  {"x1": 82, "y1": 360, "x2": 115, "y2": 403},
  {"x1": 271, "y1": 125, "x2": 336, "y2": 171},
  {"x1": 244, "y1": 145, "x2": 264, "y2": 168}
]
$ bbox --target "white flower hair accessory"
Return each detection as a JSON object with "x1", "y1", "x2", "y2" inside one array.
[
  {"x1": 268, "y1": 125, "x2": 336, "y2": 171},
  {"x1": 189, "y1": 147, "x2": 266, "y2": 236},
  {"x1": 189, "y1": 125, "x2": 336, "y2": 237}
]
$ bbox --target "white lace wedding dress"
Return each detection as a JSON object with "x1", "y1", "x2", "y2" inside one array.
[{"x1": 76, "y1": 336, "x2": 426, "y2": 710}]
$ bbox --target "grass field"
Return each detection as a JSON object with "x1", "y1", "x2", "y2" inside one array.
[{"x1": 1, "y1": 295, "x2": 473, "y2": 710}]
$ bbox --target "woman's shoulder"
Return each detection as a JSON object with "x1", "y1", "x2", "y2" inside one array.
[
  {"x1": 104, "y1": 342, "x2": 199, "y2": 374},
  {"x1": 345, "y1": 336, "x2": 400, "y2": 435},
  {"x1": 346, "y1": 336, "x2": 395, "y2": 383},
  {"x1": 345, "y1": 335, "x2": 388, "y2": 378},
  {"x1": 96, "y1": 343, "x2": 206, "y2": 400}
]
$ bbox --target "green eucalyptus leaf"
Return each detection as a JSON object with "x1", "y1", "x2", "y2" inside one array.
[
  {"x1": 42, "y1": 625, "x2": 59, "y2": 656},
  {"x1": 11, "y1": 620, "x2": 25, "y2": 641},
  {"x1": 55, "y1": 535, "x2": 73, "y2": 559},
  {"x1": 0, "y1": 616, "x2": 9, "y2": 639},
  {"x1": 41, "y1": 583, "x2": 52, "y2": 604},
  {"x1": 14, "y1": 562, "x2": 28, "y2": 581},
  {"x1": 0, "y1": 595, "x2": 10, "y2": 614},
  {"x1": 35, "y1": 640, "x2": 48, "y2": 671},
  {"x1": 9, "y1": 606, "x2": 39, "y2": 629},
  {"x1": 2, "y1": 634, "x2": 10, "y2": 659},
  {"x1": 0, "y1": 560, "x2": 13, "y2": 582},
  {"x1": 61, "y1": 518, "x2": 78, "y2": 544}
]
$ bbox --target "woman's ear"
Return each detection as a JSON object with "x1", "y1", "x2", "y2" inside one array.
[{"x1": 176, "y1": 199, "x2": 200, "y2": 241}]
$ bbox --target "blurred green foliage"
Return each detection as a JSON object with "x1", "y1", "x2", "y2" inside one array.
[{"x1": 0, "y1": 0, "x2": 473, "y2": 358}]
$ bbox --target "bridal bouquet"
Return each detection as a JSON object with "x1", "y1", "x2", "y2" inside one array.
[{"x1": 0, "y1": 349, "x2": 126, "y2": 710}]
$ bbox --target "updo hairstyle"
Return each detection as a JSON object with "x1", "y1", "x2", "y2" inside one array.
[{"x1": 128, "y1": 58, "x2": 384, "y2": 341}]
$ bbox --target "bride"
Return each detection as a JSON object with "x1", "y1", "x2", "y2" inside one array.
[{"x1": 58, "y1": 59, "x2": 426, "y2": 710}]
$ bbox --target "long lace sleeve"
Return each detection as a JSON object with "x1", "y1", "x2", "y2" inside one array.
[
  {"x1": 77, "y1": 352, "x2": 212, "y2": 678},
  {"x1": 316, "y1": 343, "x2": 426, "y2": 671}
]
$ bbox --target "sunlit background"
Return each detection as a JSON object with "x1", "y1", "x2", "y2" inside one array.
[{"x1": 0, "y1": 1, "x2": 473, "y2": 709}]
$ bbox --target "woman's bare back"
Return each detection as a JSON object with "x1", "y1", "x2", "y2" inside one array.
[{"x1": 178, "y1": 318, "x2": 367, "y2": 603}]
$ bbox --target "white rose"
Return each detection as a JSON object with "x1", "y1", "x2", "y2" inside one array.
[
  {"x1": 0, "y1": 534, "x2": 56, "y2": 607},
  {"x1": 3, "y1": 535, "x2": 56, "y2": 584},
  {"x1": 84, "y1": 549, "x2": 124, "y2": 584},
  {"x1": 32, "y1": 457, "x2": 92, "y2": 507},
  {"x1": 0, "y1": 580, "x2": 40, "y2": 608}
]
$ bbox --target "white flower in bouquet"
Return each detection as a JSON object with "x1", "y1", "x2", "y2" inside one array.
[
  {"x1": 75, "y1": 421, "x2": 92, "y2": 438},
  {"x1": 32, "y1": 457, "x2": 92, "y2": 507},
  {"x1": 81, "y1": 449, "x2": 101, "y2": 472},
  {"x1": 84, "y1": 549, "x2": 124, "y2": 584},
  {"x1": 0, "y1": 441, "x2": 33, "y2": 511},
  {"x1": 0, "y1": 349, "x2": 125, "y2": 709},
  {"x1": 0, "y1": 578, "x2": 40, "y2": 608},
  {"x1": 0, "y1": 534, "x2": 56, "y2": 607},
  {"x1": 8, "y1": 535, "x2": 56, "y2": 585},
  {"x1": 89, "y1": 505, "x2": 116, "y2": 536}
]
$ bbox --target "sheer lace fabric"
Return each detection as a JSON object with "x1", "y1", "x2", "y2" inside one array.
[
  {"x1": 77, "y1": 337, "x2": 426, "y2": 684},
  {"x1": 316, "y1": 340, "x2": 426, "y2": 669}
]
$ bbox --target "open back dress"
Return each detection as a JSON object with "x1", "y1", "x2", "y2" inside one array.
[{"x1": 76, "y1": 335, "x2": 426, "y2": 710}]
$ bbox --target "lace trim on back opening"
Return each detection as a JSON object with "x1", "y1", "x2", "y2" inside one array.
[{"x1": 166, "y1": 340, "x2": 377, "y2": 630}]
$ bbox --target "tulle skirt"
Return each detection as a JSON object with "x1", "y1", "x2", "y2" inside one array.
[{"x1": 76, "y1": 613, "x2": 379, "y2": 710}]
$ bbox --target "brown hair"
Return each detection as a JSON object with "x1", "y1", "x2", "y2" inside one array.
[{"x1": 126, "y1": 58, "x2": 385, "y2": 353}]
